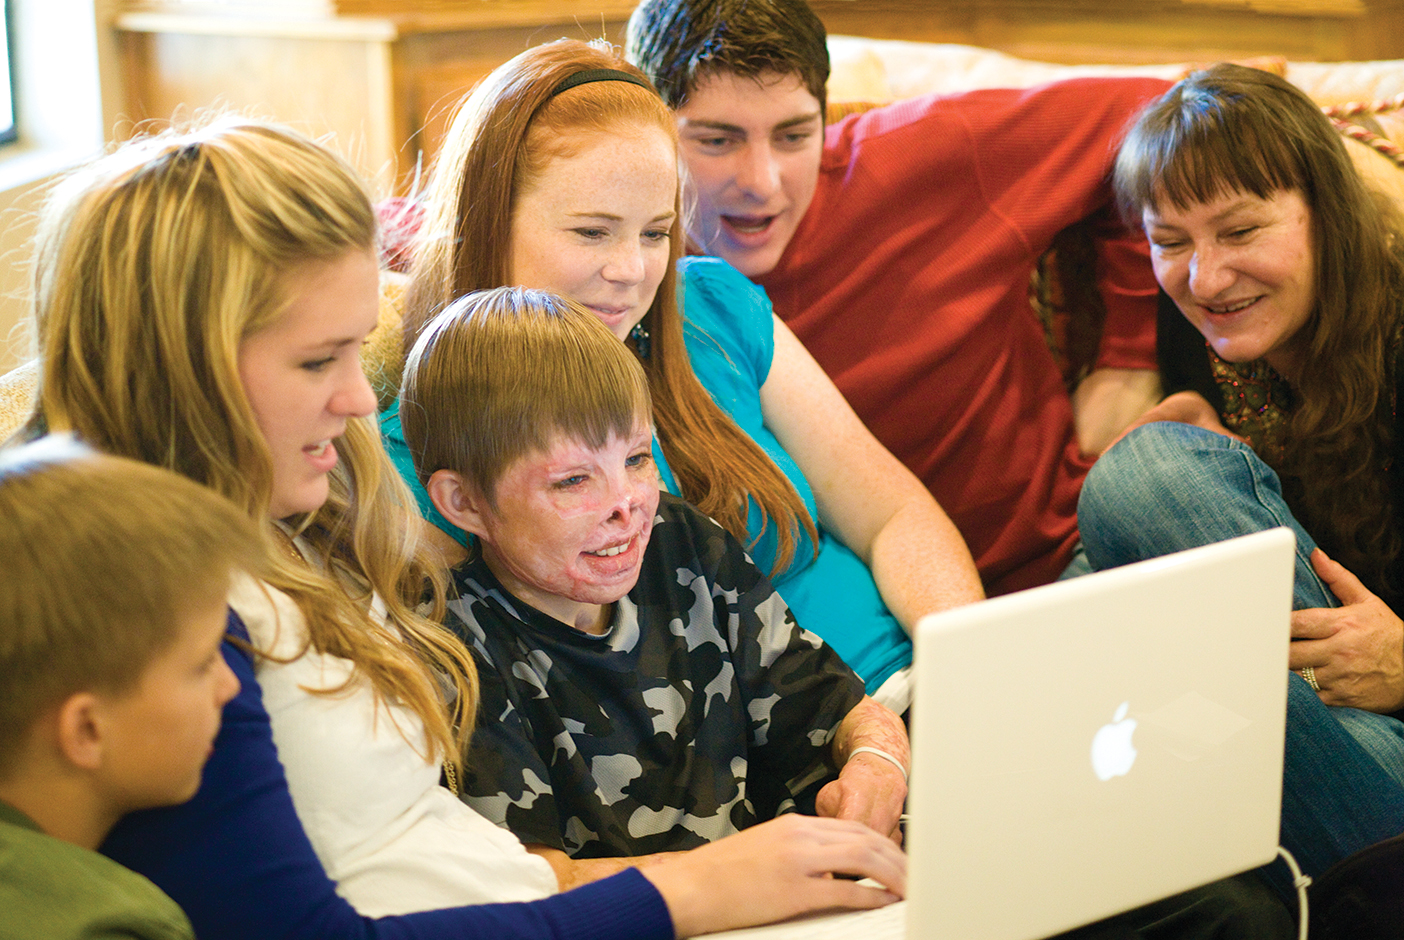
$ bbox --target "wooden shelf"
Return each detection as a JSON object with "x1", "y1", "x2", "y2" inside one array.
[
  {"x1": 110, "y1": 0, "x2": 1404, "y2": 196},
  {"x1": 112, "y1": 2, "x2": 634, "y2": 192},
  {"x1": 121, "y1": 1, "x2": 640, "y2": 25}
]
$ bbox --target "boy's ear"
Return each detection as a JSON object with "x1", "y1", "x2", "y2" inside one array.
[
  {"x1": 54, "y1": 693, "x2": 106, "y2": 772},
  {"x1": 427, "y1": 469, "x2": 491, "y2": 539}
]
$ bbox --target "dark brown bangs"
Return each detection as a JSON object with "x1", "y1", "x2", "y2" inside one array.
[
  {"x1": 1115, "y1": 77, "x2": 1304, "y2": 225},
  {"x1": 626, "y1": 0, "x2": 830, "y2": 114}
]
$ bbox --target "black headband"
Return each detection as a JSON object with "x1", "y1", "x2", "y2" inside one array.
[{"x1": 550, "y1": 68, "x2": 656, "y2": 98}]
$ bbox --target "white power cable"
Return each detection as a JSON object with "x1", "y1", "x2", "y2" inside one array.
[{"x1": 1276, "y1": 845, "x2": 1311, "y2": 940}]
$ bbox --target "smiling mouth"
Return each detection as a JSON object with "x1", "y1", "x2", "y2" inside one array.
[
  {"x1": 722, "y1": 214, "x2": 777, "y2": 235},
  {"x1": 305, "y1": 440, "x2": 332, "y2": 457},
  {"x1": 586, "y1": 304, "x2": 631, "y2": 319},
  {"x1": 588, "y1": 536, "x2": 635, "y2": 558},
  {"x1": 1203, "y1": 296, "x2": 1261, "y2": 314}
]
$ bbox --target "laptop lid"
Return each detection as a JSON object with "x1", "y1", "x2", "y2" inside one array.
[{"x1": 905, "y1": 527, "x2": 1294, "y2": 940}]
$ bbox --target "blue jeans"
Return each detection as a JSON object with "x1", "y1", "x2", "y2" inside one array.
[{"x1": 1078, "y1": 422, "x2": 1404, "y2": 880}]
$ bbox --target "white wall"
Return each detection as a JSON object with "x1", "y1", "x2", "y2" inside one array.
[{"x1": 0, "y1": 0, "x2": 107, "y2": 373}]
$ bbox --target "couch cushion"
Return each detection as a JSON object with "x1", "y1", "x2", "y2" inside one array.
[
  {"x1": 827, "y1": 36, "x2": 1287, "y2": 105},
  {"x1": 0, "y1": 358, "x2": 37, "y2": 442}
]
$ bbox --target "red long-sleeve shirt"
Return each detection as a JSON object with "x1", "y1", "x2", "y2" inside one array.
[{"x1": 758, "y1": 77, "x2": 1170, "y2": 595}]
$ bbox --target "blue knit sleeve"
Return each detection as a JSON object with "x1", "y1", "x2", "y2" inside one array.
[
  {"x1": 101, "y1": 610, "x2": 674, "y2": 940},
  {"x1": 677, "y1": 256, "x2": 777, "y2": 413}
]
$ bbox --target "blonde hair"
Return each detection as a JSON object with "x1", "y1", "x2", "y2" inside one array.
[
  {"x1": 0, "y1": 438, "x2": 262, "y2": 773},
  {"x1": 404, "y1": 39, "x2": 816, "y2": 574},
  {"x1": 400, "y1": 287, "x2": 652, "y2": 502},
  {"x1": 21, "y1": 118, "x2": 478, "y2": 770}
]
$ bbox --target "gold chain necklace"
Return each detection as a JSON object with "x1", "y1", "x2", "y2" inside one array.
[{"x1": 271, "y1": 524, "x2": 306, "y2": 565}]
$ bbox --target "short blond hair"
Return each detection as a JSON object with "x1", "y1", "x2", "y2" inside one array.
[
  {"x1": 400, "y1": 287, "x2": 651, "y2": 504},
  {"x1": 0, "y1": 437, "x2": 261, "y2": 773}
]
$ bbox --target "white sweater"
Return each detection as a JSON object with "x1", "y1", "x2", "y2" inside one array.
[{"x1": 228, "y1": 573, "x2": 558, "y2": 917}]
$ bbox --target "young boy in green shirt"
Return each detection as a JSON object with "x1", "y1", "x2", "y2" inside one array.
[{"x1": 0, "y1": 438, "x2": 261, "y2": 940}]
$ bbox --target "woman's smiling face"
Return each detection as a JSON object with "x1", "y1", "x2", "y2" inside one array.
[
  {"x1": 1144, "y1": 187, "x2": 1316, "y2": 377},
  {"x1": 471, "y1": 421, "x2": 661, "y2": 631},
  {"x1": 509, "y1": 124, "x2": 677, "y2": 341}
]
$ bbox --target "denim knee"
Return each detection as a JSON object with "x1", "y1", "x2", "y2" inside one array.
[
  {"x1": 1078, "y1": 422, "x2": 1332, "y2": 609},
  {"x1": 1332, "y1": 707, "x2": 1404, "y2": 789}
]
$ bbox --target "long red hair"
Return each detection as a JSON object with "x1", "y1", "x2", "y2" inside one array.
[{"x1": 404, "y1": 40, "x2": 816, "y2": 572}]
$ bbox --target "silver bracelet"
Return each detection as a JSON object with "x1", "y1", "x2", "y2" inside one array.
[{"x1": 848, "y1": 746, "x2": 909, "y2": 782}]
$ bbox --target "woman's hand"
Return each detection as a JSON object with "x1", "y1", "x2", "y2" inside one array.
[
  {"x1": 1290, "y1": 548, "x2": 1404, "y2": 713},
  {"x1": 641, "y1": 814, "x2": 906, "y2": 938},
  {"x1": 1106, "y1": 391, "x2": 1242, "y2": 452}
]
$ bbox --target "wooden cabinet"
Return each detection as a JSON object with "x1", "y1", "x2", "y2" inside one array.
[
  {"x1": 113, "y1": 0, "x2": 1404, "y2": 194},
  {"x1": 113, "y1": 2, "x2": 636, "y2": 191}
]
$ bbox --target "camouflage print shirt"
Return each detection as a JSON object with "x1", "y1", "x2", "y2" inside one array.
[{"x1": 445, "y1": 493, "x2": 866, "y2": 859}]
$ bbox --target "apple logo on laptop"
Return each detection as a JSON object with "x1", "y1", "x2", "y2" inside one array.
[{"x1": 1091, "y1": 701, "x2": 1138, "y2": 781}]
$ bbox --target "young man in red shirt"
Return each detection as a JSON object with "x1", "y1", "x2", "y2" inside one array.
[{"x1": 627, "y1": 0, "x2": 1170, "y2": 595}]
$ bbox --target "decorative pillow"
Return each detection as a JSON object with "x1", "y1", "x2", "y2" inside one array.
[
  {"x1": 825, "y1": 100, "x2": 882, "y2": 123},
  {"x1": 1324, "y1": 95, "x2": 1404, "y2": 167},
  {"x1": 0, "y1": 358, "x2": 37, "y2": 443},
  {"x1": 825, "y1": 36, "x2": 1287, "y2": 106},
  {"x1": 377, "y1": 196, "x2": 423, "y2": 274}
]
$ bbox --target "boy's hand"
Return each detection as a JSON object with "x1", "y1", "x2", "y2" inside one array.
[
  {"x1": 821, "y1": 696, "x2": 909, "y2": 843},
  {"x1": 817, "y1": 754, "x2": 906, "y2": 843}
]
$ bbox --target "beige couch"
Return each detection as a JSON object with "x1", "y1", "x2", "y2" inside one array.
[
  {"x1": 826, "y1": 36, "x2": 1404, "y2": 203},
  {"x1": 4, "y1": 38, "x2": 1404, "y2": 440}
]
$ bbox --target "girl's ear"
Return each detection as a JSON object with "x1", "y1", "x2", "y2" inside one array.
[
  {"x1": 427, "y1": 469, "x2": 492, "y2": 540},
  {"x1": 54, "y1": 692, "x2": 106, "y2": 772}
]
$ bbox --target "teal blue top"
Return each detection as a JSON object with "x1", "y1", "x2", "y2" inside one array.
[
  {"x1": 380, "y1": 257, "x2": 910, "y2": 692},
  {"x1": 381, "y1": 400, "x2": 465, "y2": 545},
  {"x1": 672, "y1": 257, "x2": 910, "y2": 693}
]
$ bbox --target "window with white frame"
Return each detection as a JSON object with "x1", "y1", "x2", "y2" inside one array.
[{"x1": 0, "y1": 0, "x2": 16, "y2": 145}]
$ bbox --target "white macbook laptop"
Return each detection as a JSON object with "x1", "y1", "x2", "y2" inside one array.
[
  {"x1": 905, "y1": 526, "x2": 1294, "y2": 939},
  {"x1": 699, "y1": 527, "x2": 1295, "y2": 940}
]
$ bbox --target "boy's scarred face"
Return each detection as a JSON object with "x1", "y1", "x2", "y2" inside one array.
[
  {"x1": 676, "y1": 69, "x2": 824, "y2": 278},
  {"x1": 474, "y1": 424, "x2": 661, "y2": 632},
  {"x1": 100, "y1": 589, "x2": 239, "y2": 810}
]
